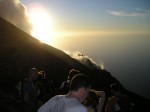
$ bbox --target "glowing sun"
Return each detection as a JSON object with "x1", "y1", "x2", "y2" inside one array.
[{"x1": 28, "y1": 5, "x2": 54, "y2": 44}]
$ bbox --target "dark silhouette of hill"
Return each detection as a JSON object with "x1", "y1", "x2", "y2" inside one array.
[{"x1": 0, "y1": 17, "x2": 149, "y2": 111}]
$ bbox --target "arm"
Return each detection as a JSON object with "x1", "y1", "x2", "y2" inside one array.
[
  {"x1": 95, "y1": 91, "x2": 105, "y2": 112},
  {"x1": 105, "y1": 96, "x2": 118, "y2": 112}
]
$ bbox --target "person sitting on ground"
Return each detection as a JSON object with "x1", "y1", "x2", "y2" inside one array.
[
  {"x1": 21, "y1": 67, "x2": 39, "y2": 112},
  {"x1": 60, "y1": 69, "x2": 80, "y2": 94},
  {"x1": 105, "y1": 83, "x2": 133, "y2": 112},
  {"x1": 84, "y1": 90, "x2": 105, "y2": 112},
  {"x1": 38, "y1": 74, "x2": 92, "y2": 112}
]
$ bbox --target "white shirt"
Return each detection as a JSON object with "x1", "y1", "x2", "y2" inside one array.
[{"x1": 38, "y1": 95, "x2": 87, "y2": 112}]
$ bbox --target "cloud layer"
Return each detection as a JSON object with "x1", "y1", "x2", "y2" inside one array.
[
  {"x1": 65, "y1": 51, "x2": 104, "y2": 70},
  {"x1": 0, "y1": 0, "x2": 32, "y2": 34},
  {"x1": 107, "y1": 8, "x2": 150, "y2": 17}
]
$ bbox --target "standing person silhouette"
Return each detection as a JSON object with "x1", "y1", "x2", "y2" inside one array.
[
  {"x1": 105, "y1": 83, "x2": 133, "y2": 112},
  {"x1": 36, "y1": 70, "x2": 53, "y2": 102},
  {"x1": 21, "y1": 68, "x2": 39, "y2": 112},
  {"x1": 38, "y1": 74, "x2": 92, "y2": 112},
  {"x1": 60, "y1": 69, "x2": 80, "y2": 94}
]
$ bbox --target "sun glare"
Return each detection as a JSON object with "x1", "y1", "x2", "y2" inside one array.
[{"x1": 28, "y1": 6, "x2": 55, "y2": 44}]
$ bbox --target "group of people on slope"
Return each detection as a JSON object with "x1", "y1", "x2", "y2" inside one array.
[
  {"x1": 17, "y1": 68, "x2": 54, "y2": 112},
  {"x1": 20, "y1": 67, "x2": 133, "y2": 112},
  {"x1": 59, "y1": 69, "x2": 105, "y2": 112}
]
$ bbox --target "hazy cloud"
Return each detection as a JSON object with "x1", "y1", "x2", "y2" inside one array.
[
  {"x1": 0, "y1": 0, "x2": 32, "y2": 34},
  {"x1": 65, "y1": 50, "x2": 104, "y2": 70},
  {"x1": 107, "y1": 8, "x2": 150, "y2": 17}
]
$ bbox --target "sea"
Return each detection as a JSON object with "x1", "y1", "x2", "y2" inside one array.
[{"x1": 53, "y1": 34, "x2": 150, "y2": 99}]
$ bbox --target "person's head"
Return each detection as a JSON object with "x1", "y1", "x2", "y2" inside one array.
[
  {"x1": 83, "y1": 90, "x2": 99, "y2": 108},
  {"x1": 68, "y1": 69, "x2": 80, "y2": 80},
  {"x1": 110, "y1": 83, "x2": 121, "y2": 96},
  {"x1": 70, "y1": 74, "x2": 92, "y2": 102},
  {"x1": 28, "y1": 68, "x2": 38, "y2": 80},
  {"x1": 38, "y1": 71, "x2": 46, "y2": 78}
]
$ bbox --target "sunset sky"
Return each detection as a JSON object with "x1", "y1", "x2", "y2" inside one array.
[
  {"x1": 20, "y1": 0, "x2": 150, "y2": 98},
  {"x1": 0, "y1": 0, "x2": 150, "y2": 98},
  {"x1": 19, "y1": 0, "x2": 150, "y2": 46},
  {"x1": 22, "y1": 0, "x2": 150, "y2": 32}
]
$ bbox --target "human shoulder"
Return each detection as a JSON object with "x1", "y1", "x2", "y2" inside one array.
[
  {"x1": 21, "y1": 78, "x2": 33, "y2": 93},
  {"x1": 48, "y1": 95, "x2": 65, "y2": 100},
  {"x1": 67, "y1": 104, "x2": 87, "y2": 112},
  {"x1": 109, "y1": 96, "x2": 118, "y2": 101},
  {"x1": 45, "y1": 95, "x2": 66, "y2": 104},
  {"x1": 67, "y1": 98, "x2": 87, "y2": 112},
  {"x1": 38, "y1": 95, "x2": 65, "y2": 111},
  {"x1": 21, "y1": 78, "x2": 31, "y2": 84}
]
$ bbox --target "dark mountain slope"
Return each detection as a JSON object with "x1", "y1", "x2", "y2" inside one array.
[
  {"x1": 0, "y1": 16, "x2": 89, "y2": 87},
  {"x1": 0, "y1": 17, "x2": 149, "y2": 111}
]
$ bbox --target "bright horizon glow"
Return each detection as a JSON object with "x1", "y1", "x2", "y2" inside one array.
[
  {"x1": 25, "y1": 2, "x2": 150, "y2": 47},
  {"x1": 52, "y1": 30, "x2": 150, "y2": 38},
  {"x1": 28, "y1": 5, "x2": 55, "y2": 44}
]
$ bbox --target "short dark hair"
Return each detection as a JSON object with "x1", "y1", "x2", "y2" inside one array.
[
  {"x1": 68, "y1": 69, "x2": 80, "y2": 80},
  {"x1": 84, "y1": 90, "x2": 99, "y2": 107},
  {"x1": 110, "y1": 83, "x2": 120, "y2": 92},
  {"x1": 70, "y1": 74, "x2": 91, "y2": 91},
  {"x1": 29, "y1": 68, "x2": 38, "y2": 75}
]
